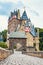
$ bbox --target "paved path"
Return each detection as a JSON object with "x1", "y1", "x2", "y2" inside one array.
[{"x1": 0, "y1": 51, "x2": 43, "y2": 65}]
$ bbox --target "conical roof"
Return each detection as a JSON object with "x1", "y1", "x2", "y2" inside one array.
[{"x1": 21, "y1": 10, "x2": 28, "y2": 20}]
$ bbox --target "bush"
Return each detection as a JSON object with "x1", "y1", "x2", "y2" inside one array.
[
  {"x1": 0, "y1": 42, "x2": 8, "y2": 48},
  {"x1": 14, "y1": 45, "x2": 16, "y2": 49},
  {"x1": 39, "y1": 42, "x2": 43, "y2": 50}
]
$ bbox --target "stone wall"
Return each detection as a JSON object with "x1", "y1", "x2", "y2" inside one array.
[
  {"x1": 0, "y1": 47, "x2": 11, "y2": 61},
  {"x1": 22, "y1": 51, "x2": 43, "y2": 58},
  {"x1": 8, "y1": 19, "x2": 21, "y2": 33},
  {"x1": 26, "y1": 32, "x2": 34, "y2": 47},
  {"x1": 35, "y1": 37, "x2": 39, "y2": 51},
  {"x1": 8, "y1": 18, "x2": 39, "y2": 51},
  {"x1": 9, "y1": 38, "x2": 26, "y2": 51},
  {"x1": 26, "y1": 47, "x2": 35, "y2": 52}
]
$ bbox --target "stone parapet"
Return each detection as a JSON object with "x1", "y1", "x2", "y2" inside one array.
[{"x1": 0, "y1": 47, "x2": 11, "y2": 61}]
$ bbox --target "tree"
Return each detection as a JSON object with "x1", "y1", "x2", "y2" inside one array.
[
  {"x1": 2, "y1": 30, "x2": 7, "y2": 42},
  {"x1": 35, "y1": 28, "x2": 43, "y2": 50},
  {"x1": 39, "y1": 38, "x2": 43, "y2": 50},
  {"x1": 39, "y1": 28, "x2": 43, "y2": 50}
]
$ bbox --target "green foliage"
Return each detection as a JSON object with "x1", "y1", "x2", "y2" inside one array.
[
  {"x1": 35, "y1": 28, "x2": 43, "y2": 50},
  {"x1": 14, "y1": 45, "x2": 16, "y2": 49},
  {"x1": 39, "y1": 38, "x2": 43, "y2": 50},
  {"x1": 39, "y1": 28, "x2": 43, "y2": 32},
  {"x1": 0, "y1": 42, "x2": 8, "y2": 48},
  {"x1": 39, "y1": 42, "x2": 43, "y2": 50},
  {"x1": 0, "y1": 32, "x2": 1, "y2": 35},
  {"x1": 39, "y1": 32, "x2": 43, "y2": 37},
  {"x1": 1, "y1": 30, "x2": 7, "y2": 42},
  {"x1": 39, "y1": 28, "x2": 43, "y2": 50},
  {"x1": 39, "y1": 28, "x2": 43, "y2": 37},
  {"x1": 35, "y1": 28, "x2": 43, "y2": 33}
]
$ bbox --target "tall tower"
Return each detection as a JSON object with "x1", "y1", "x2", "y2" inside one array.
[
  {"x1": 17, "y1": 9, "x2": 20, "y2": 19},
  {"x1": 35, "y1": 28, "x2": 39, "y2": 51},
  {"x1": 37, "y1": 28, "x2": 39, "y2": 38}
]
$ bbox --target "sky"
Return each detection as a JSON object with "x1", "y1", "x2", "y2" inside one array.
[{"x1": 0, "y1": 0, "x2": 43, "y2": 32}]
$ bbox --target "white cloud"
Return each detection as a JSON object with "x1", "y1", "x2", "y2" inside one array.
[
  {"x1": 0, "y1": 15, "x2": 8, "y2": 32},
  {"x1": 0, "y1": 0, "x2": 43, "y2": 32},
  {"x1": 31, "y1": 17, "x2": 43, "y2": 28},
  {"x1": 0, "y1": 0, "x2": 30, "y2": 5},
  {"x1": 0, "y1": 0, "x2": 19, "y2": 3},
  {"x1": 24, "y1": 7, "x2": 43, "y2": 28},
  {"x1": 21, "y1": 0, "x2": 30, "y2": 5}
]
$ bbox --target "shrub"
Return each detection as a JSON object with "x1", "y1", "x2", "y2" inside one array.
[
  {"x1": 0, "y1": 42, "x2": 8, "y2": 48},
  {"x1": 14, "y1": 45, "x2": 16, "y2": 49},
  {"x1": 39, "y1": 42, "x2": 43, "y2": 50}
]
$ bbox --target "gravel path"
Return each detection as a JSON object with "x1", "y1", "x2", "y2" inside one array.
[{"x1": 0, "y1": 51, "x2": 43, "y2": 65}]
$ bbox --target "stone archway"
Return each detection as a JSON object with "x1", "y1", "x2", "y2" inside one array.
[{"x1": 9, "y1": 38, "x2": 26, "y2": 51}]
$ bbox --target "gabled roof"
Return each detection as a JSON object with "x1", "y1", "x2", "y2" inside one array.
[
  {"x1": 9, "y1": 31, "x2": 27, "y2": 39},
  {"x1": 21, "y1": 10, "x2": 28, "y2": 20}
]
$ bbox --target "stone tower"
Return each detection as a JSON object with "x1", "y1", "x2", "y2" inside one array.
[
  {"x1": 37, "y1": 28, "x2": 39, "y2": 38},
  {"x1": 35, "y1": 28, "x2": 39, "y2": 51},
  {"x1": 17, "y1": 9, "x2": 20, "y2": 19}
]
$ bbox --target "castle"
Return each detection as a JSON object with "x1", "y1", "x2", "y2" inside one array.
[{"x1": 7, "y1": 9, "x2": 39, "y2": 51}]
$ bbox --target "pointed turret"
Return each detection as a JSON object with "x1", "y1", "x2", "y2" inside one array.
[
  {"x1": 21, "y1": 10, "x2": 28, "y2": 20},
  {"x1": 17, "y1": 9, "x2": 20, "y2": 19}
]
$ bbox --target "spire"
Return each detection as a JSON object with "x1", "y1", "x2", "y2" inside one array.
[
  {"x1": 11, "y1": 12, "x2": 14, "y2": 17},
  {"x1": 21, "y1": 10, "x2": 28, "y2": 20},
  {"x1": 14, "y1": 10, "x2": 18, "y2": 16},
  {"x1": 17, "y1": 9, "x2": 20, "y2": 19}
]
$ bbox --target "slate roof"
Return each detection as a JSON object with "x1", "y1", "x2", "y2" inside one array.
[
  {"x1": 30, "y1": 25, "x2": 36, "y2": 37},
  {"x1": 8, "y1": 9, "x2": 37, "y2": 37},
  {"x1": 21, "y1": 10, "x2": 28, "y2": 20},
  {"x1": 9, "y1": 32, "x2": 27, "y2": 39},
  {"x1": 25, "y1": 20, "x2": 36, "y2": 37}
]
